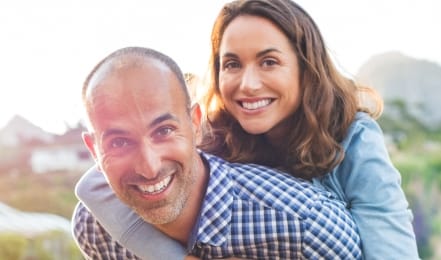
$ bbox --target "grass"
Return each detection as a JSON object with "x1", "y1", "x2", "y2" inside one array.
[{"x1": 0, "y1": 170, "x2": 82, "y2": 219}]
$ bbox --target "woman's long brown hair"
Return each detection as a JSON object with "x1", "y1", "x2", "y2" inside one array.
[{"x1": 199, "y1": 0, "x2": 383, "y2": 179}]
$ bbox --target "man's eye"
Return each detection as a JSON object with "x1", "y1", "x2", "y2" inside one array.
[
  {"x1": 153, "y1": 126, "x2": 174, "y2": 139},
  {"x1": 110, "y1": 138, "x2": 130, "y2": 148}
]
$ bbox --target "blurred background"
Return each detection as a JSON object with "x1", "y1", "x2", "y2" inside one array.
[{"x1": 0, "y1": 0, "x2": 440, "y2": 259}]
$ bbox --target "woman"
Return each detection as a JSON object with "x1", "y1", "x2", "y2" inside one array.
[
  {"x1": 76, "y1": 0, "x2": 419, "y2": 259},
  {"x1": 198, "y1": 1, "x2": 418, "y2": 259}
]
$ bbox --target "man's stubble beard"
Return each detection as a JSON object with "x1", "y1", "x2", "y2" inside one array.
[{"x1": 121, "y1": 167, "x2": 197, "y2": 225}]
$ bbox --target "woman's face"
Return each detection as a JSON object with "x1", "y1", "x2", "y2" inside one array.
[{"x1": 218, "y1": 15, "x2": 302, "y2": 139}]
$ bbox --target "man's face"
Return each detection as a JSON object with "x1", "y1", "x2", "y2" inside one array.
[{"x1": 83, "y1": 60, "x2": 200, "y2": 225}]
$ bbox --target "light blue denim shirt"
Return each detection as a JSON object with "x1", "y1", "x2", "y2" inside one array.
[
  {"x1": 312, "y1": 112, "x2": 419, "y2": 259},
  {"x1": 75, "y1": 112, "x2": 419, "y2": 259}
]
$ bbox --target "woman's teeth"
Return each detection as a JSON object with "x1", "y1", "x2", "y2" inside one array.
[{"x1": 241, "y1": 99, "x2": 271, "y2": 110}]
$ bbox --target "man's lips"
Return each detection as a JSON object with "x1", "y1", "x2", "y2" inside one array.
[{"x1": 135, "y1": 175, "x2": 172, "y2": 195}]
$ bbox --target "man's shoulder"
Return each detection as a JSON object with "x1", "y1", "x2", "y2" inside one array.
[
  {"x1": 72, "y1": 202, "x2": 93, "y2": 228},
  {"x1": 202, "y1": 151, "x2": 303, "y2": 183},
  {"x1": 72, "y1": 202, "x2": 141, "y2": 259},
  {"x1": 201, "y1": 152, "x2": 338, "y2": 216},
  {"x1": 72, "y1": 202, "x2": 109, "y2": 245},
  {"x1": 72, "y1": 202, "x2": 100, "y2": 242}
]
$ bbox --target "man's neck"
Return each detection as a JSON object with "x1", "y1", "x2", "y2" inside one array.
[{"x1": 154, "y1": 154, "x2": 209, "y2": 246}]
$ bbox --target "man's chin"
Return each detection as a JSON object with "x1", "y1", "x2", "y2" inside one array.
[{"x1": 135, "y1": 206, "x2": 180, "y2": 225}]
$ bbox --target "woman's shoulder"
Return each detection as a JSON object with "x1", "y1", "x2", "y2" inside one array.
[
  {"x1": 341, "y1": 112, "x2": 384, "y2": 150},
  {"x1": 351, "y1": 111, "x2": 381, "y2": 132},
  {"x1": 325, "y1": 112, "x2": 401, "y2": 202},
  {"x1": 330, "y1": 112, "x2": 391, "y2": 186}
]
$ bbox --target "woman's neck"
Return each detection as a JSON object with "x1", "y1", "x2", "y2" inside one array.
[{"x1": 264, "y1": 118, "x2": 294, "y2": 146}]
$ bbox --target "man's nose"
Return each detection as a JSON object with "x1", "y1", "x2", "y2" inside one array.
[
  {"x1": 135, "y1": 142, "x2": 162, "y2": 180},
  {"x1": 240, "y1": 66, "x2": 262, "y2": 93}
]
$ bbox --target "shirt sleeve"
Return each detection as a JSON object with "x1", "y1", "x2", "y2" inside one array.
[
  {"x1": 337, "y1": 115, "x2": 419, "y2": 259},
  {"x1": 71, "y1": 201, "x2": 140, "y2": 259},
  {"x1": 75, "y1": 166, "x2": 187, "y2": 259},
  {"x1": 302, "y1": 197, "x2": 362, "y2": 259}
]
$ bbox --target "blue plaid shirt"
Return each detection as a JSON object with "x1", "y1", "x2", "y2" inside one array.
[
  {"x1": 73, "y1": 202, "x2": 140, "y2": 260},
  {"x1": 73, "y1": 152, "x2": 362, "y2": 259}
]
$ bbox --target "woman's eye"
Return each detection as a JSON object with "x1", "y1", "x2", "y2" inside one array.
[
  {"x1": 262, "y1": 59, "x2": 277, "y2": 67},
  {"x1": 223, "y1": 60, "x2": 240, "y2": 70}
]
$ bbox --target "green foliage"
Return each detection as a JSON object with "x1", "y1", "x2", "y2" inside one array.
[
  {"x1": 0, "y1": 170, "x2": 83, "y2": 259},
  {"x1": 0, "y1": 170, "x2": 82, "y2": 219},
  {"x1": 31, "y1": 230, "x2": 83, "y2": 260},
  {"x1": 0, "y1": 233, "x2": 28, "y2": 260},
  {"x1": 378, "y1": 99, "x2": 433, "y2": 150},
  {"x1": 0, "y1": 231, "x2": 83, "y2": 260},
  {"x1": 377, "y1": 98, "x2": 441, "y2": 259},
  {"x1": 393, "y1": 151, "x2": 441, "y2": 259}
]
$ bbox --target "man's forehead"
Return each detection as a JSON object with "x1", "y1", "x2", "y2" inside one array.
[{"x1": 86, "y1": 56, "x2": 167, "y2": 97}]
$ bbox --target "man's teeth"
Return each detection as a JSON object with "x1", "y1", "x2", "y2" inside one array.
[
  {"x1": 241, "y1": 99, "x2": 271, "y2": 110},
  {"x1": 137, "y1": 176, "x2": 172, "y2": 194}
]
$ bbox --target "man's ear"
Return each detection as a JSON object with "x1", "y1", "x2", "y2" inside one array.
[
  {"x1": 82, "y1": 132, "x2": 98, "y2": 161},
  {"x1": 82, "y1": 132, "x2": 103, "y2": 172},
  {"x1": 190, "y1": 103, "x2": 202, "y2": 141}
]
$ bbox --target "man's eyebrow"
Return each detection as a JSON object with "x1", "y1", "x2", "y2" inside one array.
[
  {"x1": 148, "y1": 113, "x2": 179, "y2": 128},
  {"x1": 101, "y1": 113, "x2": 179, "y2": 140},
  {"x1": 102, "y1": 128, "x2": 128, "y2": 140}
]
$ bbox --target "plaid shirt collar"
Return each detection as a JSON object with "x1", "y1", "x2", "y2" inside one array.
[{"x1": 189, "y1": 152, "x2": 235, "y2": 247}]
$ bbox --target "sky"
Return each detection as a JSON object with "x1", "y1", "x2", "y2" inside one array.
[{"x1": 0, "y1": 0, "x2": 440, "y2": 134}]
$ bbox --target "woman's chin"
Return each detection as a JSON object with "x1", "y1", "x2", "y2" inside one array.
[{"x1": 241, "y1": 124, "x2": 270, "y2": 135}]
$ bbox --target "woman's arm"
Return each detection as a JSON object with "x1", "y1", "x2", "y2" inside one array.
[
  {"x1": 75, "y1": 166, "x2": 187, "y2": 259},
  {"x1": 336, "y1": 115, "x2": 419, "y2": 259}
]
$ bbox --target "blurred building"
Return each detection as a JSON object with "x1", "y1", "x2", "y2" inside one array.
[{"x1": 0, "y1": 115, "x2": 93, "y2": 173}]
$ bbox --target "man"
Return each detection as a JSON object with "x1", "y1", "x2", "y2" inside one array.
[{"x1": 72, "y1": 46, "x2": 362, "y2": 259}]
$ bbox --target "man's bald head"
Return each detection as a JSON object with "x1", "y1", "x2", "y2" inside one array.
[{"x1": 82, "y1": 47, "x2": 191, "y2": 111}]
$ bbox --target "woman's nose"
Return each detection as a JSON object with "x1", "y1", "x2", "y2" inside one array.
[{"x1": 240, "y1": 66, "x2": 262, "y2": 93}]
